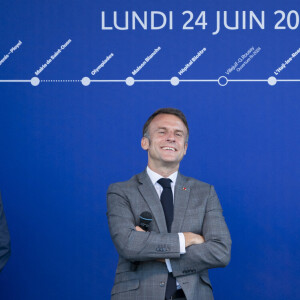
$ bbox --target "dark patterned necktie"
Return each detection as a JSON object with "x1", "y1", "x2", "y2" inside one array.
[{"x1": 157, "y1": 178, "x2": 177, "y2": 299}]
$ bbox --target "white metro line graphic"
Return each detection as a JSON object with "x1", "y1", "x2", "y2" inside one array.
[{"x1": 1, "y1": 76, "x2": 300, "y2": 87}]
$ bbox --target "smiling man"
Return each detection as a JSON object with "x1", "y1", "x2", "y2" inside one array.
[
  {"x1": 141, "y1": 112, "x2": 188, "y2": 177},
  {"x1": 107, "y1": 108, "x2": 231, "y2": 300}
]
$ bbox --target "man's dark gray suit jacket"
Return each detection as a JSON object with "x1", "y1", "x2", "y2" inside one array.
[
  {"x1": 0, "y1": 191, "x2": 11, "y2": 272},
  {"x1": 106, "y1": 170, "x2": 231, "y2": 300}
]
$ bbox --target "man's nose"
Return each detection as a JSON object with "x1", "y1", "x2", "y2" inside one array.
[{"x1": 166, "y1": 132, "x2": 176, "y2": 142}]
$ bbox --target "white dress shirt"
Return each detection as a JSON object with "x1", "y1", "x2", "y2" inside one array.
[{"x1": 146, "y1": 166, "x2": 186, "y2": 280}]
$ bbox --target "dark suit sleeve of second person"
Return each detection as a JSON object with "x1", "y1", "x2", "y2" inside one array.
[
  {"x1": 0, "y1": 192, "x2": 11, "y2": 272},
  {"x1": 170, "y1": 185, "x2": 232, "y2": 277},
  {"x1": 106, "y1": 183, "x2": 181, "y2": 261}
]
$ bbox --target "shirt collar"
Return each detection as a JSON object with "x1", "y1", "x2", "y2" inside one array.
[{"x1": 146, "y1": 166, "x2": 178, "y2": 186}]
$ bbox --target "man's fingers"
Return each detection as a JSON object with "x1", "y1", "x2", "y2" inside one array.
[
  {"x1": 183, "y1": 232, "x2": 205, "y2": 247},
  {"x1": 135, "y1": 226, "x2": 145, "y2": 232},
  {"x1": 196, "y1": 235, "x2": 205, "y2": 244}
]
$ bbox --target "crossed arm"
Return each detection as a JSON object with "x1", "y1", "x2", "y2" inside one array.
[
  {"x1": 107, "y1": 184, "x2": 181, "y2": 261},
  {"x1": 136, "y1": 225, "x2": 204, "y2": 248},
  {"x1": 107, "y1": 184, "x2": 231, "y2": 273},
  {"x1": 136, "y1": 225, "x2": 204, "y2": 263}
]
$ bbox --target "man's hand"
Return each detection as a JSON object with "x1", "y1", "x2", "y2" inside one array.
[
  {"x1": 183, "y1": 232, "x2": 205, "y2": 248},
  {"x1": 135, "y1": 226, "x2": 145, "y2": 232}
]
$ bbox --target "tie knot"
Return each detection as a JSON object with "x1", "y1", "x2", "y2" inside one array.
[{"x1": 157, "y1": 178, "x2": 172, "y2": 189}]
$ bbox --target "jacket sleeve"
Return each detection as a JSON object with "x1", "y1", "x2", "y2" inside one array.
[
  {"x1": 170, "y1": 185, "x2": 232, "y2": 277},
  {"x1": 106, "y1": 183, "x2": 180, "y2": 261},
  {"x1": 0, "y1": 192, "x2": 11, "y2": 272}
]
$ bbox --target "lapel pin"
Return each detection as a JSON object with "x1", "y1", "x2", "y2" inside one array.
[{"x1": 182, "y1": 187, "x2": 187, "y2": 191}]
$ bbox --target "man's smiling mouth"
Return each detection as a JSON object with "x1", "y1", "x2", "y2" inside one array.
[{"x1": 161, "y1": 147, "x2": 176, "y2": 152}]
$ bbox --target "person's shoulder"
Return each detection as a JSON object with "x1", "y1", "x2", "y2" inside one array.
[
  {"x1": 179, "y1": 174, "x2": 218, "y2": 198},
  {"x1": 107, "y1": 172, "x2": 142, "y2": 193},
  {"x1": 180, "y1": 174, "x2": 212, "y2": 189},
  {"x1": 180, "y1": 173, "x2": 210, "y2": 185}
]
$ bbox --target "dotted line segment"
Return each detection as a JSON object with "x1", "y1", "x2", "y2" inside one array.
[{"x1": 40, "y1": 80, "x2": 80, "y2": 82}]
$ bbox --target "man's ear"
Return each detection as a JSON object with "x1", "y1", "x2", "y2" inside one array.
[
  {"x1": 183, "y1": 142, "x2": 188, "y2": 155},
  {"x1": 141, "y1": 137, "x2": 149, "y2": 150}
]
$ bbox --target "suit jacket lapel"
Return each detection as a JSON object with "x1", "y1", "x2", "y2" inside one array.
[
  {"x1": 137, "y1": 170, "x2": 168, "y2": 233},
  {"x1": 172, "y1": 172, "x2": 190, "y2": 233}
]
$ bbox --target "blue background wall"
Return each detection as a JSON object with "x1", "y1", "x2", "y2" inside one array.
[{"x1": 0, "y1": 0, "x2": 299, "y2": 299}]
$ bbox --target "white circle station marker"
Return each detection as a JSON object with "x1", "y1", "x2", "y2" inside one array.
[
  {"x1": 31, "y1": 77, "x2": 40, "y2": 86},
  {"x1": 81, "y1": 77, "x2": 91, "y2": 86},
  {"x1": 218, "y1": 76, "x2": 228, "y2": 87},
  {"x1": 126, "y1": 77, "x2": 135, "y2": 86},
  {"x1": 268, "y1": 76, "x2": 277, "y2": 86},
  {"x1": 170, "y1": 76, "x2": 180, "y2": 86}
]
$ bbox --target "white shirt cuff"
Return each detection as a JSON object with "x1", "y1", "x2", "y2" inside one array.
[
  {"x1": 178, "y1": 232, "x2": 186, "y2": 254},
  {"x1": 165, "y1": 259, "x2": 172, "y2": 272},
  {"x1": 165, "y1": 234, "x2": 186, "y2": 273}
]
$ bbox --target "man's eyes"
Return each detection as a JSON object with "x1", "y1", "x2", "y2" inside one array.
[{"x1": 157, "y1": 131, "x2": 183, "y2": 137}]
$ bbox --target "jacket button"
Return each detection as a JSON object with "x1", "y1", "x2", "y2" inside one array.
[{"x1": 160, "y1": 281, "x2": 165, "y2": 287}]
